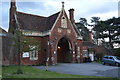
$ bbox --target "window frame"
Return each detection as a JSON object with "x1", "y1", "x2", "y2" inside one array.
[
  {"x1": 29, "y1": 45, "x2": 39, "y2": 61},
  {"x1": 61, "y1": 16, "x2": 67, "y2": 28}
]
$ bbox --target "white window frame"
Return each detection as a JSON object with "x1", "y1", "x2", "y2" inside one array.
[{"x1": 29, "y1": 46, "x2": 38, "y2": 61}]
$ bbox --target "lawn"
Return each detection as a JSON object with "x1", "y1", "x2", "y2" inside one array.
[{"x1": 2, "y1": 66, "x2": 119, "y2": 79}]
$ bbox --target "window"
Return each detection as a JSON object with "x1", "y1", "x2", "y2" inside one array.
[
  {"x1": 83, "y1": 50, "x2": 88, "y2": 57},
  {"x1": 30, "y1": 50, "x2": 38, "y2": 60},
  {"x1": 104, "y1": 56, "x2": 108, "y2": 59},
  {"x1": 109, "y1": 57, "x2": 114, "y2": 60},
  {"x1": 61, "y1": 16, "x2": 67, "y2": 28},
  {"x1": 29, "y1": 46, "x2": 38, "y2": 61},
  {"x1": 116, "y1": 56, "x2": 120, "y2": 60}
]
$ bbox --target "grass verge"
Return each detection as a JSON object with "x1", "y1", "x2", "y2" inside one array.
[{"x1": 2, "y1": 66, "x2": 118, "y2": 79}]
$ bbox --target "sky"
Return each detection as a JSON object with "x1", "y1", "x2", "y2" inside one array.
[{"x1": 0, "y1": 0, "x2": 120, "y2": 31}]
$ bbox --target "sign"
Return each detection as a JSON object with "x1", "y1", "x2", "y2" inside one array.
[{"x1": 22, "y1": 52, "x2": 29, "y2": 58}]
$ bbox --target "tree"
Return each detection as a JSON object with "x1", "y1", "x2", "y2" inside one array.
[
  {"x1": 12, "y1": 12, "x2": 41, "y2": 74},
  {"x1": 90, "y1": 17, "x2": 100, "y2": 44},
  {"x1": 105, "y1": 17, "x2": 120, "y2": 45},
  {"x1": 92, "y1": 17, "x2": 120, "y2": 48},
  {"x1": 13, "y1": 29, "x2": 40, "y2": 74},
  {"x1": 79, "y1": 18, "x2": 87, "y2": 26},
  {"x1": 76, "y1": 18, "x2": 90, "y2": 41},
  {"x1": 91, "y1": 17, "x2": 100, "y2": 25},
  {"x1": 92, "y1": 21, "x2": 106, "y2": 42}
]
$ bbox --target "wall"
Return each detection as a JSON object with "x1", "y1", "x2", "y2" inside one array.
[
  {"x1": 13, "y1": 36, "x2": 50, "y2": 65},
  {"x1": 49, "y1": 10, "x2": 80, "y2": 65}
]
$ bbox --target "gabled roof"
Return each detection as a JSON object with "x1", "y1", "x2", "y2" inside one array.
[
  {"x1": 16, "y1": 11, "x2": 60, "y2": 32},
  {"x1": 46, "y1": 12, "x2": 60, "y2": 31},
  {"x1": 0, "y1": 27, "x2": 7, "y2": 34}
]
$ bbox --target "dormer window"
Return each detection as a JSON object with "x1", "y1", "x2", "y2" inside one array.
[{"x1": 61, "y1": 16, "x2": 67, "y2": 28}]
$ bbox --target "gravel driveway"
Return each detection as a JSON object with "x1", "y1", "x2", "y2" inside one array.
[{"x1": 34, "y1": 62, "x2": 120, "y2": 78}]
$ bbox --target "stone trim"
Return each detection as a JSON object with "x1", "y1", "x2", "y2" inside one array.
[
  {"x1": 21, "y1": 29, "x2": 50, "y2": 37},
  {"x1": 50, "y1": 8, "x2": 63, "y2": 32}
]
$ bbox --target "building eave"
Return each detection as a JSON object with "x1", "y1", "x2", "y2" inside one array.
[{"x1": 21, "y1": 29, "x2": 51, "y2": 37}]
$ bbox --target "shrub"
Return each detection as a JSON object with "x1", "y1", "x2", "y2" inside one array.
[{"x1": 95, "y1": 52, "x2": 104, "y2": 61}]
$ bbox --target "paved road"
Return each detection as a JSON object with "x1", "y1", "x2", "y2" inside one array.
[{"x1": 34, "y1": 62, "x2": 120, "y2": 78}]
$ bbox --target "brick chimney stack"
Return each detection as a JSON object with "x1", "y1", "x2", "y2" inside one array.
[
  {"x1": 9, "y1": 0, "x2": 17, "y2": 33},
  {"x1": 89, "y1": 31, "x2": 93, "y2": 42},
  {"x1": 11, "y1": 0, "x2": 16, "y2": 8},
  {"x1": 69, "y1": 8, "x2": 75, "y2": 23}
]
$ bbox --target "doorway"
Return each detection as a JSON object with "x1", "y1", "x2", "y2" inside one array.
[{"x1": 57, "y1": 37, "x2": 72, "y2": 63}]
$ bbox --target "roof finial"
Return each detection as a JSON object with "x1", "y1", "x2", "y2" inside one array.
[{"x1": 62, "y1": 1, "x2": 64, "y2": 8}]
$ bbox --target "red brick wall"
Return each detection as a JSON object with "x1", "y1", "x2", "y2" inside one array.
[
  {"x1": 77, "y1": 40, "x2": 83, "y2": 62},
  {"x1": 12, "y1": 36, "x2": 50, "y2": 65},
  {"x1": 11, "y1": 10, "x2": 84, "y2": 65},
  {"x1": 49, "y1": 10, "x2": 80, "y2": 64}
]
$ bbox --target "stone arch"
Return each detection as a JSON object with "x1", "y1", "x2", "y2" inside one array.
[{"x1": 56, "y1": 36, "x2": 73, "y2": 63}]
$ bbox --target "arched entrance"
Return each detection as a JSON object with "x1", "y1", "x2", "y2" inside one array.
[{"x1": 57, "y1": 37, "x2": 72, "y2": 63}]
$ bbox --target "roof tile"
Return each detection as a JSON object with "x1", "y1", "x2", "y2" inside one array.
[{"x1": 16, "y1": 11, "x2": 60, "y2": 32}]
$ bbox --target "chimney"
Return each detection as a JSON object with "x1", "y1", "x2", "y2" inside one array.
[
  {"x1": 69, "y1": 8, "x2": 75, "y2": 23},
  {"x1": 11, "y1": 0, "x2": 16, "y2": 8},
  {"x1": 9, "y1": 0, "x2": 17, "y2": 33},
  {"x1": 89, "y1": 31, "x2": 93, "y2": 42}
]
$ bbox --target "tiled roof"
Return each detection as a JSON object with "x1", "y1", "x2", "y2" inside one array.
[
  {"x1": 16, "y1": 11, "x2": 60, "y2": 32},
  {"x1": 0, "y1": 27, "x2": 7, "y2": 34},
  {"x1": 46, "y1": 12, "x2": 60, "y2": 31}
]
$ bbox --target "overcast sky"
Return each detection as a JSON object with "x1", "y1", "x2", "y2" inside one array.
[{"x1": 1, "y1": 0, "x2": 119, "y2": 31}]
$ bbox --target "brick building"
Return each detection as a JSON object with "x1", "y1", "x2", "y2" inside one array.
[
  {"x1": 8, "y1": 0, "x2": 84, "y2": 65},
  {"x1": 0, "y1": 27, "x2": 16, "y2": 65},
  {"x1": 3, "y1": 0, "x2": 113, "y2": 66}
]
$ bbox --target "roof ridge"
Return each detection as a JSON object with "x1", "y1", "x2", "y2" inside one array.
[{"x1": 17, "y1": 11, "x2": 47, "y2": 18}]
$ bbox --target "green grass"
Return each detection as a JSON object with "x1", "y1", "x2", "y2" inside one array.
[{"x1": 2, "y1": 66, "x2": 118, "y2": 79}]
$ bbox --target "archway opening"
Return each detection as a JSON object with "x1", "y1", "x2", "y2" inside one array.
[{"x1": 57, "y1": 37, "x2": 72, "y2": 63}]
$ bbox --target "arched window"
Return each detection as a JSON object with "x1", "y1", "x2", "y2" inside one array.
[{"x1": 61, "y1": 16, "x2": 67, "y2": 28}]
